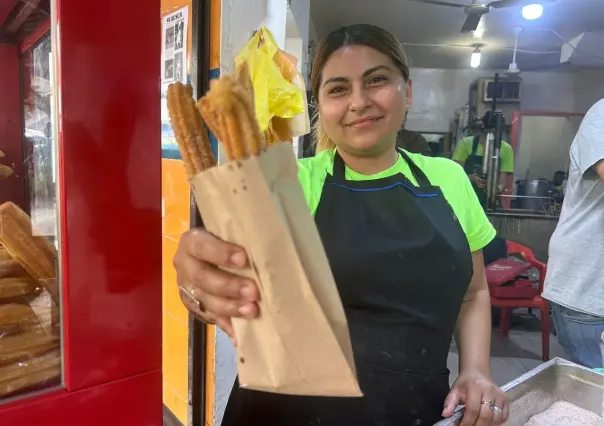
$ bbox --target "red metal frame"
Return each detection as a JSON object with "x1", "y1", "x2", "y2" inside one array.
[{"x1": 0, "y1": 0, "x2": 162, "y2": 423}]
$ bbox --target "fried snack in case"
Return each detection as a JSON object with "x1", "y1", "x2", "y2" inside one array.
[
  {"x1": 0, "y1": 202, "x2": 58, "y2": 304},
  {"x1": 0, "y1": 349, "x2": 60, "y2": 397},
  {"x1": 0, "y1": 258, "x2": 26, "y2": 279},
  {"x1": 0, "y1": 304, "x2": 38, "y2": 333},
  {"x1": 0, "y1": 204, "x2": 61, "y2": 398},
  {"x1": 0, "y1": 277, "x2": 39, "y2": 300},
  {"x1": 166, "y1": 63, "x2": 360, "y2": 397}
]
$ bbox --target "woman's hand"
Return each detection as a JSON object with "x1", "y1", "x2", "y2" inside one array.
[
  {"x1": 173, "y1": 228, "x2": 260, "y2": 345},
  {"x1": 469, "y1": 174, "x2": 486, "y2": 189},
  {"x1": 442, "y1": 371, "x2": 509, "y2": 426}
]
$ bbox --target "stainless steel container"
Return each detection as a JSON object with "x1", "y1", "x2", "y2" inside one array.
[
  {"x1": 434, "y1": 358, "x2": 604, "y2": 425},
  {"x1": 515, "y1": 179, "x2": 553, "y2": 212}
]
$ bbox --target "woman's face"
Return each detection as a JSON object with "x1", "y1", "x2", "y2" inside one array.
[{"x1": 317, "y1": 45, "x2": 411, "y2": 155}]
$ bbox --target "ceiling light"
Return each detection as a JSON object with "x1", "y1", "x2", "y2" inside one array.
[
  {"x1": 471, "y1": 47, "x2": 481, "y2": 68},
  {"x1": 522, "y1": 4, "x2": 544, "y2": 20}
]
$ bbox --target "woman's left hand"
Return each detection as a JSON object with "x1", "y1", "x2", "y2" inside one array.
[{"x1": 442, "y1": 371, "x2": 509, "y2": 426}]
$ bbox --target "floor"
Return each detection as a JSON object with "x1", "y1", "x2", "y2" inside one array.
[{"x1": 448, "y1": 308, "x2": 566, "y2": 386}]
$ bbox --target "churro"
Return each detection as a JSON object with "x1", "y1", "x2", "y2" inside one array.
[
  {"x1": 0, "y1": 277, "x2": 39, "y2": 300},
  {"x1": 166, "y1": 83, "x2": 216, "y2": 177},
  {"x1": 0, "y1": 304, "x2": 37, "y2": 332},
  {"x1": 168, "y1": 61, "x2": 264, "y2": 167},
  {"x1": 0, "y1": 349, "x2": 61, "y2": 397},
  {"x1": 197, "y1": 63, "x2": 264, "y2": 161},
  {"x1": 0, "y1": 259, "x2": 26, "y2": 279},
  {"x1": 0, "y1": 203, "x2": 58, "y2": 304},
  {"x1": 0, "y1": 328, "x2": 59, "y2": 365}
]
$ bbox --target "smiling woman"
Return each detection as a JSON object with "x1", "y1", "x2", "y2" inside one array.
[
  {"x1": 173, "y1": 23, "x2": 508, "y2": 426},
  {"x1": 311, "y1": 25, "x2": 410, "y2": 160}
]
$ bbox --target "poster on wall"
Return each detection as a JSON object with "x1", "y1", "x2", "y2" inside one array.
[
  {"x1": 161, "y1": 6, "x2": 188, "y2": 87},
  {"x1": 161, "y1": 6, "x2": 188, "y2": 154}
]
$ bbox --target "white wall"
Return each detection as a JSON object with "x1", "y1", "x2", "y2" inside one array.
[
  {"x1": 288, "y1": 0, "x2": 311, "y2": 85},
  {"x1": 574, "y1": 69, "x2": 604, "y2": 113},
  {"x1": 216, "y1": 3, "x2": 289, "y2": 424},
  {"x1": 220, "y1": 0, "x2": 287, "y2": 75},
  {"x1": 406, "y1": 67, "x2": 604, "y2": 133}
]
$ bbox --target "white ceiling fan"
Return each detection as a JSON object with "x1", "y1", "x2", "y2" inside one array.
[{"x1": 407, "y1": 0, "x2": 557, "y2": 33}]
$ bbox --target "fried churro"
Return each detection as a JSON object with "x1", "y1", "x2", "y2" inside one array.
[
  {"x1": 166, "y1": 83, "x2": 216, "y2": 177},
  {"x1": 167, "y1": 61, "x2": 264, "y2": 170},
  {"x1": 0, "y1": 203, "x2": 57, "y2": 304},
  {"x1": 197, "y1": 62, "x2": 264, "y2": 161},
  {"x1": 0, "y1": 348, "x2": 61, "y2": 397}
]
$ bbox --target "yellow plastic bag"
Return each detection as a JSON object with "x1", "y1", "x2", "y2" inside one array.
[{"x1": 235, "y1": 27, "x2": 305, "y2": 133}]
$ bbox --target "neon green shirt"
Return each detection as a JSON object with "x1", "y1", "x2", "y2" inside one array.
[
  {"x1": 452, "y1": 137, "x2": 515, "y2": 173},
  {"x1": 298, "y1": 149, "x2": 496, "y2": 253}
]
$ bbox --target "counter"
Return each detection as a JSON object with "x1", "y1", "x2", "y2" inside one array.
[{"x1": 487, "y1": 212, "x2": 559, "y2": 262}]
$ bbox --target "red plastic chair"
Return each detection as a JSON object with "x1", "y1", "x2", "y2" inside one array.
[{"x1": 490, "y1": 241, "x2": 549, "y2": 361}]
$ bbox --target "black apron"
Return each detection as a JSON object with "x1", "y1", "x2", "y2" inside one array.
[
  {"x1": 222, "y1": 149, "x2": 474, "y2": 426},
  {"x1": 463, "y1": 136, "x2": 487, "y2": 205}
]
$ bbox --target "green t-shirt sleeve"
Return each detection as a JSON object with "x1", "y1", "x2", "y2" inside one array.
[
  {"x1": 451, "y1": 138, "x2": 471, "y2": 163},
  {"x1": 453, "y1": 163, "x2": 496, "y2": 251},
  {"x1": 297, "y1": 152, "x2": 330, "y2": 215},
  {"x1": 499, "y1": 142, "x2": 515, "y2": 173}
]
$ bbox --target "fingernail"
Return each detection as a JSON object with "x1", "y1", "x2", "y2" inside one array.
[
  {"x1": 238, "y1": 303, "x2": 255, "y2": 317},
  {"x1": 229, "y1": 251, "x2": 245, "y2": 267},
  {"x1": 240, "y1": 283, "x2": 255, "y2": 300}
]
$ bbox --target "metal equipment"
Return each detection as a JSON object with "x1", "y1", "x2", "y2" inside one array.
[
  {"x1": 435, "y1": 357, "x2": 604, "y2": 425},
  {"x1": 480, "y1": 73, "x2": 506, "y2": 211}
]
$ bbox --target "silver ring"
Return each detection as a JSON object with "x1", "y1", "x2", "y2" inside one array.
[
  {"x1": 482, "y1": 400, "x2": 502, "y2": 413},
  {"x1": 179, "y1": 286, "x2": 204, "y2": 312}
]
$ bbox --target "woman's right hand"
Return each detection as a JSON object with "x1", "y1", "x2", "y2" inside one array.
[
  {"x1": 469, "y1": 174, "x2": 486, "y2": 189},
  {"x1": 173, "y1": 228, "x2": 260, "y2": 345}
]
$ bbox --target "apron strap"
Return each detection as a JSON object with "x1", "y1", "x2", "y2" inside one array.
[
  {"x1": 397, "y1": 149, "x2": 431, "y2": 187},
  {"x1": 332, "y1": 149, "x2": 432, "y2": 187},
  {"x1": 471, "y1": 136, "x2": 480, "y2": 156},
  {"x1": 332, "y1": 149, "x2": 346, "y2": 179}
]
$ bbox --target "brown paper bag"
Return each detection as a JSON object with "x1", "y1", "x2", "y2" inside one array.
[{"x1": 191, "y1": 143, "x2": 361, "y2": 397}]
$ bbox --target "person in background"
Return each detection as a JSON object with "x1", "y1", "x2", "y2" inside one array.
[
  {"x1": 173, "y1": 24, "x2": 508, "y2": 426},
  {"x1": 396, "y1": 111, "x2": 432, "y2": 155},
  {"x1": 552, "y1": 170, "x2": 566, "y2": 194},
  {"x1": 452, "y1": 116, "x2": 515, "y2": 206},
  {"x1": 543, "y1": 98, "x2": 604, "y2": 369}
]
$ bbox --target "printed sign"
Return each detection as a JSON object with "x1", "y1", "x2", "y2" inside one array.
[{"x1": 161, "y1": 6, "x2": 188, "y2": 87}]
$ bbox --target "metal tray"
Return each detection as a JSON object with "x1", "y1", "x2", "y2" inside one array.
[{"x1": 434, "y1": 357, "x2": 604, "y2": 425}]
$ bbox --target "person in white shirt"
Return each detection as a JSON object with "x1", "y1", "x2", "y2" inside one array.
[{"x1": 543, "y1": 98, "x2": 604, "y2": 369}]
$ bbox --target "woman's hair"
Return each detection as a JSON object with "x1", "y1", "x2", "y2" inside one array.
[{"x1": 310, "y1": 24, "x2": 411, "y2": 152}]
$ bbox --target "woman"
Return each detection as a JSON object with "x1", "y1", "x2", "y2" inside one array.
[{"x1": 174, "y1": 24, "x2": 508, "y2": 426}]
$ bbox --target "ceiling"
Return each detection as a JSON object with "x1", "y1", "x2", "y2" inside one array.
[{"x1": 310, "y1": 0, "x2": 604, "y2": 71}]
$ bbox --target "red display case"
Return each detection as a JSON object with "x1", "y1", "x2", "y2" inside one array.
[{"x1": 0, "y1": 0, "x2": 162, "y2": 423}]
